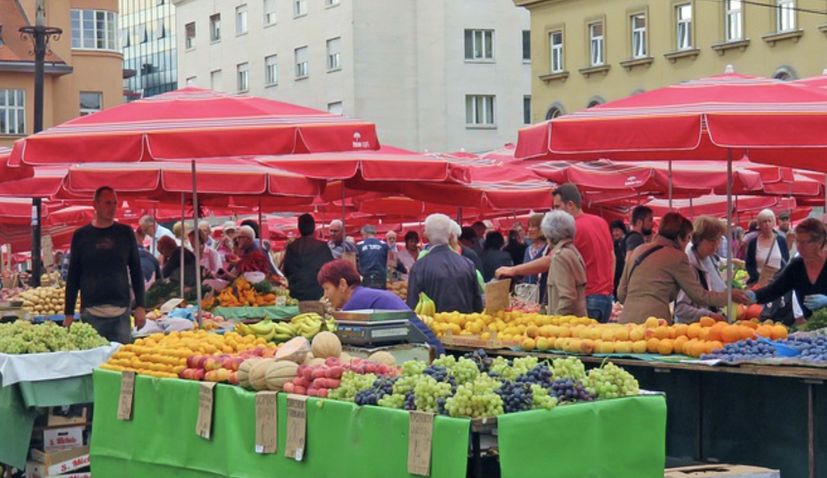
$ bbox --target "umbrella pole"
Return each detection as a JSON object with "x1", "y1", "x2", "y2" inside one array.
[
  {"x1": 180, "y1": 193, "x2": 185, "y2": 298},
  {"x1": 258, "y1": 197, "x2": 263, "y2": 248},
  {"x1": 668, "y1": 159, "x2": 673, "y2": 211},
  {"x1": 191, "y1": 160, "x2": 203, "y2": 327},
  {"x1": 456, "y1": 207, "x2": 463, "y2": 225},
  {"x1": 341, "y1": 182, "x2": 346, "y2": 236},
  {"x1": 726, "y1": 150, "x2": 733, "y2": 323},
  {"x1": 823, "y1": 174, "x2": 827, "y2": 222}
]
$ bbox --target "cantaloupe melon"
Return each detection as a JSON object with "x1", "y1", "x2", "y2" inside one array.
[
  {"x1": 237, "y1": 358, "x2": 265, "y2": 388},
  {"x1": 274, "y1": 337, "x2": 311, "y2": 364},
  {"x1": 264, "y1": 361, "x2": 299, "y2": 391},
  {"x1": 309, "y1": 357, "x2": 327, "y2": 367},
  {"x1": 339, "y1": 352, "x2": 353, "y2": 363},
  {"x1": 367, "y1": 351, "x2": 396, "y2": 367},
  {"x1": 249, "y1": 360, "x2": 274, "y2": 391},
  {"x1": 311, "y1": 332, "x2": 342, "y2": 358},
  {"x1": 302, "y1": 353, "x2": 316, "y2": 365}
]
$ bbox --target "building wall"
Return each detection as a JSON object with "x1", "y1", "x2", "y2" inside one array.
[
  {"x1": 516, "y1": 0, "x2": 827, "y2": 122},
  {"x1": 120, "y1": 0, "x2": 178, "y2": 99},
  {"x1": 173, "y1": 0, "x2": 530, "y2": 153}
]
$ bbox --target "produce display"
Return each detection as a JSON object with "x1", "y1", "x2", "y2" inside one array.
[
  {"x1": 0, "y1": 320, "x2": 108, "y2": 354},
  {"x1": 234, "y1": 312, "x2": 335, "y2": 342},
  {"x1": 0, "y1": 286, "x2": 25, "y2": 301},
  {"x1": 387, "y1": 280, "x2": 408, "y2": 301},
  {"x1": 413, "y1": 293, "x2": 436, "y2": 317},
  {"x1": 426, "y1": 311, "x2": 789, "y2": 358},
  {"x1": 203, "y1": 276, "x2": 296, "y2": 308},
  {"x1": 796, "y1": 308, "x2": 827, "y2": 332},
  {"x1": 15, "y1": 286, "x2": 78, "y2": 316},
  {"x1": 101, "y1": 330, "x2": 276, "y2": 378},
  {"x1": 702, "y1": 335, "x2": 827, "y2": 363}
]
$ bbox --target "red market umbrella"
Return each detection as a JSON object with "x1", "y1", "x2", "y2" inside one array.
[
  {"x1": 640, "y1": 196, "x2": 796, "y2": 219},
  {"x1": 7, "y1": 87, "x2": 380, "y2": 167}
]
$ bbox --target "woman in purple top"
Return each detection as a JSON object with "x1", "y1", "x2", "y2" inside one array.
[{"x1": 317, "y1": 259, "x2": 410, "y2": 311}]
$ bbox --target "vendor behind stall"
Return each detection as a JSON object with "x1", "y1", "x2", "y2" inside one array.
[{"x1": 157, "y1": 236, "x2": 197, "y2": 287}]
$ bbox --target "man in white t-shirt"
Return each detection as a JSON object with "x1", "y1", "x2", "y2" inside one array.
[{"x1": 139, "y1": 215, "x2": 176, "y2": 258}]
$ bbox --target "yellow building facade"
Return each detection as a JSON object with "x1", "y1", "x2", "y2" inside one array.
[
  {"x1": 0, "y1": 0, "x2": 123, "y2": 148},
  {"x1": 515, "y1": 0, "x2": 827, "y2": 121}
]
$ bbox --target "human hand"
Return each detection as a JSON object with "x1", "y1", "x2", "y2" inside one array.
[
  {"x1": 495, "y1": 266, "x2": 514, "y2": 279},
  {"x1": 710, "y1": 313, "x2": 727, "y2": 322},
  {"x1": 63, "y1": 315, "x2": 74, "y2": 328},
  {"x1": 732, "y1": 289, "x2": 753, "y2": 305},
  {"x1": 133, "y1": 307, "x2": 146, "y2": 330},
  {"x1": 803, "y1": 294, "x2": 827, "y2": 311}
]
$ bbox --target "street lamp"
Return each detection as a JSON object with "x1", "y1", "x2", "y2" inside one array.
[{"x1": 19, "y1": 1, "x2": 61, "y2": 287}]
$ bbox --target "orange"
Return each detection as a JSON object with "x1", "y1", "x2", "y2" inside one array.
[
  {"x1": 657, "y1": 339, "x2": 674, "y2": 355},
  {"x1": 687, "y1": 323, "x2": 702, "y2": 339},
  {"x1": 771, "y1": 325, "x2": 788, "y2": 340},
  {"x1": 632, "y1": 340, "x2": 648, "y2": 353},
  {"x1": 698, "y1": 328, "x2": 711, "y2": 341},
  {"x1": 740, "y1": 320, "x2": 759, "y2": 330},
  {"x1": 685, "y1": 340, "x2": 705, "y2": 358},
  {"x1": 672, "y1": 323, "x2": 689, "y2": 338},
  {"x1": 707, "y1": 341, "x2": 724, "y2": 354},
  {"x1": 525, "y1": 325, "x2": 539, "y2": 338},
  {"x1": 721, "y1": 325, "x2": 741, "y2": 344},
  {"x1": 699, "y1": 316, "x2": 716, "y2": 327},
  {"x1": 755, "y1": 325, "x2": 773, "y2": 338},
  {"x1": 673, "y1": 336, "x2": 689, "y2": 355},
  {"x1": 708, "y1": 322, "x2": 726, "y2": 342},
  {"x1": 654, "y1": 327, "x2": 671, "y2": 340},
  {"x1": 739, "y1": 325, "x2": 756, "y2": 340},
  {"x1": 646, "y1": 338, "x2": 661, "y2": 354}
]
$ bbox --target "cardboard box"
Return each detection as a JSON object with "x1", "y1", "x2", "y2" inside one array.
[
  {"x1": 47, "y1": 406, "x2": 88, "y2": 428},
  {"x1": 42, "y1": 426, "x2": 84, "y2": 451},
  {"x1": 30, "y1": 446, "x2": 89, "y2": 476},
  {"x1": 665, "y1": 464, "x2": 780, "y2": 478},
  {"x1": 25, "y1": 461, "x2": 90, "y2": 478}
]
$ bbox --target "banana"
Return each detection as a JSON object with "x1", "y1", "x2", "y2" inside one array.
[
  {"x1": 248, "y1": 319, "x2": 275, "y2": 335},
  {"x1": 261, "y1": 328, "x2": 277, "y2": 341},
  {"x1": 235, "y1": 322, "x2": 252, "y2": 336},
  {"x1": 273, "y1": 322, "x2": 297, "y2": 336}
]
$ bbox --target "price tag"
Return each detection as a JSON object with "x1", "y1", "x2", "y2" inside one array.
[
  {"x1": 285, "y1": 395, "x2": 307, "y2": 461},
  {"x1": 195, "y1": 382, "x2": 217, "y2": 439},
  {"x1": 254, "y1": 392, "x2": 278, "y2": 454},
  {"x1": 484, "y1": 279, "x2": 511, "y2": 314},
  {"x1": 407, "y1": 411, "x2": 434, "y2": 476},
  {"x1": 298, "y1": 301, "x2": 326, "y2": 315},
  {"x1": 117, "y1": 371, "x2": 135, "y2": 421}
]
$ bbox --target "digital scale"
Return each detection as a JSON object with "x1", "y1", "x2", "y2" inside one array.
[
  {"x1": 333, "y1": 309, "x2": 429, "y2": 347},
  {"x1": 0, "y1": 300, "x2": 25, "y2": 323}
]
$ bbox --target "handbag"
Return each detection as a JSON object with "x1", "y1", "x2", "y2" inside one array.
[
  {"x1": 756, "y1": 239, "x2": 780, "y2": 288},
  {"x1": 756, "y1": 238, "x2": 794, "y2": 324}
]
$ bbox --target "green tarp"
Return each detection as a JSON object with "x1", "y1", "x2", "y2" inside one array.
[
  {"x1": 498, "y1": 394, "x2": 667, "y2": 478},
  {"x1": 0, "y1": 375, "x2": 94, "y2": 469},
  {"x1": 212, "y1": 306, "x2": 298, "y2": 321}
]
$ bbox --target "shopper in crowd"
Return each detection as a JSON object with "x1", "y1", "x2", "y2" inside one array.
[
  {"x1": 216, "y1": 221, "x2": 238, "y2": 262},
  {"x1": 674, "y1": 216, "x2": 727, "y2": 323},
  {"x1": 328, "y1": 219, "x2": 356, "y2": 259},
  {"x1": 64, "y1": 186, "x2": 145, "y2": 343},
  {"x1": 407, "y1": 214, "x2": 483, "y2": 313},
  {"x1": 610, "y1": 219, "x2": 627, "y2": 297},
  {"x1": 240, "y1": 219, "x2": 260, "y2": 239},
  {"x1": 397, "y1": 231, "x2": 420, "y2": 279},
  {"x1": 481, "y1": 231, "x2": 513, "y2": 282},
  {"x1": 458, "y1": 227, "x2": 484, "y2": 272},
  {"x1": 198, "y1": 221, "x2": 216, "y2": 249},
  {"x1": 318, "y1": 259, "x2": 408, "y2": 311},
  {"x1": 521, "y1": 213, "x2": 548, "y2": 285},
  {"x1": 229, "y1": 226, "x2": 275, "y2": 276},
  {"x1": 504, "y1": 229, "x2": 527, "y2": 266},
  {"x1": 748, "y1": 218, "x2": 827, "y2": 321},
  {"x1": 158, "y1": 235, "x2": 197, "y2": 286},
  {"x1": 139, "y1": 215, "x2": 176, "y2": 257},
  {"x1": 737, "y1": 220, "x2": 759, "y2": 260},
  {"x1": 282, "y1": 214, "x2": 334, "y2": 301},
  {"x1": 744, "y1": 209, "x2": 789, "y2": 287},
  {"x1": 356, "y1": 225, "x2": 398, "y2": 289},
  {"x1": 135, "y1": 227, "x2": 161, "y2": 284},
  {"x1": 385, "y1": 231, "x2": 401, "y2": 274},
  {"x1": 496, "y1": 184, "x2": 615, "y2": 322},
  {"x1": 778, "y1": 212, "x2": 791, "y2": 234},
  {"x1": 617, "y1": 212, "x2": 751, "y2": 324},
  {"x1": 624, "y1": 205, "x2": 654, "y2": 262},
  {"x1": 188, "y1": 228, "x2": 222, "y2": 277},
  {"x1": 470, "y1": 221, "x2": 487, "y2": 252},
  {"x1": 543, "y1": 211, "x2": 587, "y2": 316}
]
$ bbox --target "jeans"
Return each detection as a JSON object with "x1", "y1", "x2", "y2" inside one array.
[
  {"x1": 362, "y1": 274, "x2": 387, "y2": 290},
  {"x1": 586, "y1": 294, "x2": 614, "y2": 323},
  {"x1": 81, "y1": 310, "x2": 132, "y2": 344}
]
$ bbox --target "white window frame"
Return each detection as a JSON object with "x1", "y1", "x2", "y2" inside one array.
[
  {"x1": 235, "y1": 5, "x2": 248, "y2": 35},
  {"x1": 327, "y1": 101, "x2": 343, "y2": 115},
  {"x1": 676, "y1": 4, "x2": 692, "y2": 50},
  {"x1": 588, "y1": 22, "x2": 604, "y2": 66},
  {"x1": 325, "y1": 0, "x2": 341, "y2": 6},
  {"x1": 184, "y1": 22, "x2": 196, "y2": 49},
  {"x1": 326, "y1": 37, "x2": 341, "y2": 72},
  {"x1": 79, "y1": 92, "x2": 102, "y2": 116},
  {"x1": 725, "y1": 0, "x2": 743, "y2": 41},
  {"x1": 0, "y1": 89, "x2": 26, "y2": 135},
  {"x1": 776, "y1": 0, "x2": 796, "y2": 32},
  {"x1": 236, "y1": 63, "x2": 249, "y2": 92},
  {"x1": 263, "y1": 0, "x2": 277, "y2": 26},
  {"x1": 465, "y1": 95, "x2": 496, "y2": 127},
  {"x1": 631, "y1": 13, "x2": 647, "y2": 58},
  {"x1": 295, "y1": 46, "x2": 309, "y2": 79},
  {"x1": 70, "y1": 9, "x2": 118, "y2": 51},
  {"x1": 265, "y1": 54, "x2": 278, "y2": 86},
  {"x1": 294, "y1": 0, "x2": 307, "y2": 18},
  {"x1": 464, "y1": 29, "x2": 494, "y2": 61},
  {"x1": 549, "y1": 31, "x2": 564, "y2": 73},
  {"x1": 210, "y1": 69, "x2": 222, "y2": 90},
  {"x1": 209, "y1": 14, "x2": 221, "y2": 42}
]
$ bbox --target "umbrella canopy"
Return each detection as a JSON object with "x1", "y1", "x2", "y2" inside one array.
[
  {"x1": 7, "y1": 87, "x2": 380, "y2": 167},
  {"x1": 515, "y1": 71, "x2": 827, "y2": 166}
]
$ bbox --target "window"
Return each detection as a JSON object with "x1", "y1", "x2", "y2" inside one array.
[
  {"x1": 0, "y1": 89, "x2": 25, "y2": 135},
  {"x1": 79, "y1": 92, "x2": 102, "y2": 116},
  {"x1": 325, "y1": 0, "x2": 340, "y2": 6},
  {"x1": 326, "y1": 37, "x2": 341, "y2": 71},
  {"x1": 725, "y1": 0, "x2": 743, "y2": 41},
  {"x1": 464, "y1": 29, "x2": 494, "y2": 61},
  {"x1": 210, "y1": 14, "x2": 221, "y2": 42},
  {"x1": 156, "y1": 19, "x2": 166, "y2": 39},
  {"x1": 631, "y1": 13, "x2": 647, "y2": 58},
  {"x1": 589, "y1": 22, "x2": 604, "y2": 66},
  {"x1": 263, "y1": 0, "x2": 277, "y2": 25},
  {"x1": 777, "y1": 0, "x2": 795, "y2": 32},
  {"x1": 185, "y1": 22, "x2": 196, "y2": 49},
  {"x1": 327, "y1": 102, "x2": 343, "y2": 115},
  {"x1": 522, "y1": 30, "x2": 531, "y2": 62},
  {"x1": 236, "y1": 5, "x2": 248, "y2": 34},
  {"x1": 120, "y1": 27, "x2": 130, "y2": 48},
  {"x1": 210, "y1": 70, "x2": 222, "y2": 90},
  {"x1": 70, "y1": 10, "x2": 117, "y2": 50},
  {"x1": 676, "y1": 4, "x2": 692, "y2": 50},
  {"x1": 185, "y1": 77, "x2": 197, "y2": 86},
  {"x1": 295, "y1": 46, "x2": 309, "y2": 78},
  {"x1": 265, "y1": 55, "x2": 278, "y2": 85},
  {"x1": 549, "y1": 31, "x2": 563, "y2": 73},
  {"x1": 294, "y1": 0, "x2": 307, "y2": 17},
  {"x1": 523, "y1": 95, "x2": 531, "y2": 124},
  {"x1": 465, "y1": 95, "x2": 495, "y2": 126},
  {"x1": 237, "y1": 63, "x2": 249, "y2": 92},
  {"x1": 546, "y1": 105, "x2": 563, "y2": 120}
]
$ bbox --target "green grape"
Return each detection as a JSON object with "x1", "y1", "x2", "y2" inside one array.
[
  {"x1": 401, "y1": 360, "x2": 427, "y2": 377},
  {"x1": 511, "y1": 356, "x2": 539, "y2": 376},
  {"x1": 551, "y1": 357, "x2": 587, "y2": 382},
  {"x1": 377, "y1": 393, "x2": 406, "y2": 409},
  {"x1": 585, "y1": 363, "x2": 640, "y2": 399},
  {"x1": 327, "y1": 372, "x2": 377, "y2": 401},
  {"x1": 0, "y1": 320, "x2": 107, "y2": 354},
  {"x1": 432, "y1": 355, "x2": 480, "y2": 385},
  {"x1": 392, "y1": 375, "x2": 423, "y2": 396},
  {"x1": 444, "y1": 374, "x2": 504, "y2": 418},
  {"x1": 413, "y1": 376, "x2": 453, "y2": 413},
  {"x1": 530, "y1": 384, "x2": 558, "y2": 410}
]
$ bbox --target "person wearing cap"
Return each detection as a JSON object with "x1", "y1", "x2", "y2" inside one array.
[
  {"x1": 282, "y1": 214, "x2": 334, "y2": 300},
  {"x1": 216, "y1": 221, "x2": 238, "y2": 262},
  {"x1": 356, "y1": 225, "x2": 393, "y2": 289}
]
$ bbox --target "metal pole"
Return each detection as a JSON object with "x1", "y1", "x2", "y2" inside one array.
[
  {"x1": 180, "y1": 193, "x2": 185, "y2": 298},
  {"x1": 668, "y1": 159, "x2": 673, "y2": 211},
  {"x1": 258, "y1": 197, "x2": 263, "y2": 248},
  {"x1": 823, "y1": 174, "x2": 827, "y2": 222},
  {"x1": 191, "y1": 161, "x2": 202, "y2": 326},
  {"x1": 726, "y1": 150, "x2": 734, "y2": 322}
]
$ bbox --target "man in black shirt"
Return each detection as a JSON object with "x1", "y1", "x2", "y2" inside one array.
[
  {"x1": 282, "y1": 214, "x2": 334, "y2": 300},
  {"x1": 356, "y1": 225, "x2": 390, "y2": 289},
  {"x1": 64, "y1": 187, "x2": 145, "y2": 343},
  {"x1": 624, "y1": 205, "x2": 653, "y2": 263}
]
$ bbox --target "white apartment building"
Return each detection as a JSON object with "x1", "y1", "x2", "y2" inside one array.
[{"x1": 172, "y1": 0, "x2": 531, "y2": 152}]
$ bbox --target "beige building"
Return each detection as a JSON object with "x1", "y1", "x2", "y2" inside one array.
[
  {"x1": 0, "y1": 0, "x2": 123, "y2": 148},
  {"x1": 515, "y1": 0, "x2": 827, "y2": 121}
]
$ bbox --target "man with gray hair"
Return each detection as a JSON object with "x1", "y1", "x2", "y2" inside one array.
[
  {"x1": 407, "y1": 214, "x2": 483, "y2": 313},
  {"x1": 542, "y1": 210, "x2": 587, "y2": 316},
  {"x1": 328, "y1": 219, "x2": 356, "y2": 259},
  {"x1": 138, "y1": 214, "x2": 175, "y2": 257}
]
